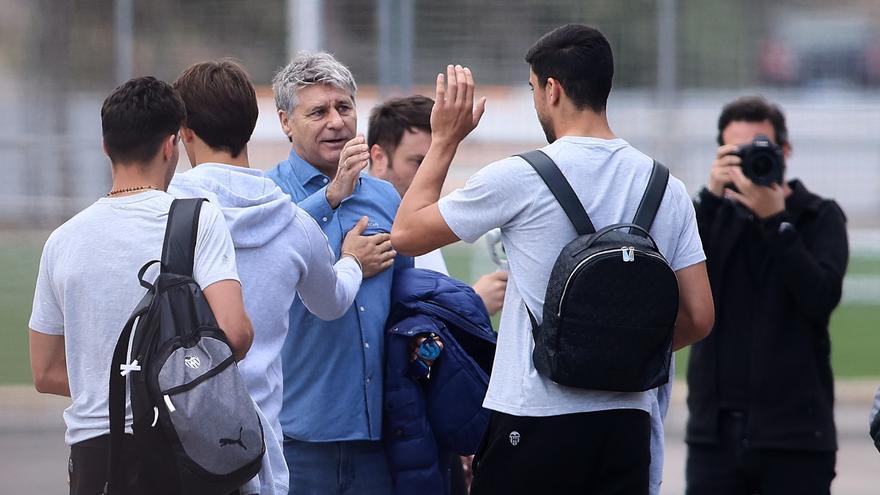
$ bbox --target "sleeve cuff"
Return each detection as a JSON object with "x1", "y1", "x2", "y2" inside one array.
[
  {"x1": 336, "y1": 255, "x2": 364, "y2": 280},
  {"x1": 28, "y1": 320, "x2": 64, "y2": 336},
  {"x1": 696, "y1": 187, "x2": 724, "y2": 210},
  {"x1": 299, "y1": 186, "x2": 337, "y2": 227},
  {"x1": 437, "y1": 197, "x2": 480, "y2": 243},
  {"x1": 199, "y1": 274, "x2": 241, "y2": 291}
]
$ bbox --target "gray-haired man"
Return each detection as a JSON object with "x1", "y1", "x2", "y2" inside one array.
[{"x1": 266, "y1": 52, "x2": 411, "y2": 493}]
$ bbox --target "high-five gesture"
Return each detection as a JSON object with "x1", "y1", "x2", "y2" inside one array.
[
  {"x1": 431, "y1": 65, "x2": 487, "y2": 145},
  {"x1": 390, "y1": 65, "x2": 488, "y2": 256}
]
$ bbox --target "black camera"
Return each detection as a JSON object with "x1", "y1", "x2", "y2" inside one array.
[{"x1": 732, "y1": 134, "x2": 784, "y2": 186}]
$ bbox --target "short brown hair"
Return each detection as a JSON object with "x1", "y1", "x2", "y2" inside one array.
[
  {"x1": 367, "y1": 95, "x2": 433, "y2": 155},
  {"x1": 174, "y1": 59, "x2": 258, "y2": 158}
]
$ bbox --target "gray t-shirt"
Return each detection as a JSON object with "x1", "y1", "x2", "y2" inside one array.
[
  {"x1": 29, "y1": 190, "x2": 239, "y2": 445},
  {"x1": 438, "y1": 136, "x2": 705, "y2": 416}
]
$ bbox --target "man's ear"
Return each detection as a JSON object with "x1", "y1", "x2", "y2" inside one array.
[
  {"x1": 370, "y1": 144, "x2": 389, "y2": 177},
  {"x1": 278, "y1": 109, "x2": 293, "y2": 143},
  {"x1": 162, "y1": 134, "x2": 177, "y2": 162},
  {"x1": 180, "y1": 126, "x2": 196, "y2": 144},
  {"x1": 545, "y1": 77, "x2": 562, "y2": 105},
  {"x1": 102, "y1": 140, "x2": 110, "y2": 159}
]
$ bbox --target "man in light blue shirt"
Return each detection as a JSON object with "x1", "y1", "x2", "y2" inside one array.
[{"x1": 266, "y1": 51, "x2": 411, "y2": 494}]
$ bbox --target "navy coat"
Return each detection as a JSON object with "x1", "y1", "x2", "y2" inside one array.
[{"x1": 384, "y1": 268, "x2": 496, "y2": 495}]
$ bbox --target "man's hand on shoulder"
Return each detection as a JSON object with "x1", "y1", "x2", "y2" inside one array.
[
  {"x1": 342, "y1": 216, "x2": 396, "y2": 278},
  {"x1": 327, "y1": 135, "x2": 370, "y2": 209}
]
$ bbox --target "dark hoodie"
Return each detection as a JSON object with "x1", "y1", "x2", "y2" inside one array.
[{"x1": 687, "y1": 180, "x2": 848, "y2": 452}]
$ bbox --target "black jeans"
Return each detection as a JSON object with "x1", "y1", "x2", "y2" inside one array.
[
  {"x1": 470, "y1": 409, "x2": 651, "y2": 495},
  {"x1": 69, "y1": 434, "x2": 145, "y2": 495},
  {"x1": 69, "y1": 434, "x2": 246, "y2": 495},
  {"x1": 686, "y1": 410, "x2": 836, "y2": 495}
]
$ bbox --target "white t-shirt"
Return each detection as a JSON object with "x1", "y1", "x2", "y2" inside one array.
[
  {"x1": 415, "y1": 249, "x2": 450, "y2": 275},
  {"x1": 29, "y1": 190, "x2": 239, "y2": 445},
  {"x1": 438, "y1": 136, "x2": 705, "y2": 417}
]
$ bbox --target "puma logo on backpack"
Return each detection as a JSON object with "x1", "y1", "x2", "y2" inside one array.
[
  {"x1": 220, "y1": 427, "x2": 248, "y2": 450},
  {"x1": 518, "y1": 150, "x2": 679, "y2": 392},
  {"x1": 105, "y1": 198, "x2": 264, "y2": 494}
]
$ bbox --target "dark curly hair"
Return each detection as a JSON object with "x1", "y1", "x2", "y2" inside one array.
[
  {"x1": 717, "y1": 96, "x2": 789, "y2": 148},
  {"x1": 101, "y1": 76, "x2": 185, "y2": 164}
]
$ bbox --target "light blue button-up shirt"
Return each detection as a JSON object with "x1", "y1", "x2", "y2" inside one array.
[{"x1": 267, "y1": 150, "x2": 412, "y2": 442}]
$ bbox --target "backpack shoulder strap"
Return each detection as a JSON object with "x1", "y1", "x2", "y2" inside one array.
[
  {"x1": 517, "y1": 150, "x2": 596, "y2": 236},
  {"x1": 161, "y1": 198, "x2": 206, "y2": 276},
  {"x1": 631, "y1": 160, "x2": 669, "y2": 237},
  {"x1": 106, "y1": 306, "x2": 147, "y2": 494}
]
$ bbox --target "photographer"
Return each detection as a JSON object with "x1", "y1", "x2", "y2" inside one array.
[{"x1": 686, "y1": 96, "x2": 848, "y2": 495}]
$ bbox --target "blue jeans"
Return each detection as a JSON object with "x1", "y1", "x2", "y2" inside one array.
[{"x1": 283, "y1": 438, "x2": 392, "y2": 494}]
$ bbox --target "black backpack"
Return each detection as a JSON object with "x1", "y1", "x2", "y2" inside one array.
[
  {"x1": 518, "y1": 150, "x2": 679, "y2": 393},
  {"x1": 106, "y1": 198, "x2": 264, "y2": 495}
]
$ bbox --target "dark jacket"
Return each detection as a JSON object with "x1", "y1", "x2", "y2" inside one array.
[
  {"x1": 871, "y1": 386, "x2": 880, "y2": 453},
  {"x1": 687, "y1": 180, "x2": 848, "y2": 451},
  {"x1": 384, "y1": 268, "x2": 496, "y2": 495}
]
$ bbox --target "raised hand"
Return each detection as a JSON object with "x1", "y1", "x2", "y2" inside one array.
[
  {"x1": 327, "y1": 135, "x2": 370, "y2": 209},
  {"x1": 430, "y1": 65, "x2": 487, "y2": 146}
]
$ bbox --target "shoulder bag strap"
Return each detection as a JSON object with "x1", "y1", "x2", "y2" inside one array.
[
  {"x1": 161, "y1": 198, "x2": 206, "y2": 276},
  {"x1": 517, "y1": 150, "x2": 596, "y2": 236},
  {"x1": 631, "y1": 160, "x2": 670, "y2": 237}
]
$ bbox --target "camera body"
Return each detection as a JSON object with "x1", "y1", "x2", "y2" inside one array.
[{"x1": 732, "y1": 134, "x2": 784, "y2": 186}]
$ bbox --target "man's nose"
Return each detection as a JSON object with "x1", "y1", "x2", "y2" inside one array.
[{"x1": 326, "y1": 109, "x2": 344, "y2": 129}]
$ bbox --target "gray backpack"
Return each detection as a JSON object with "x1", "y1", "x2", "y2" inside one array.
[{"x1": 106, "y1": 198, "x2": 263, "y2": 495}]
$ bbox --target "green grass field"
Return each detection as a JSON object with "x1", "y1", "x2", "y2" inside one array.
[
  {"x1": 1, "y1": 241, "x2": 42, "y2": 385},
  {"x1": 1, "y1": 236, "x2": 877, "y2": 385},
  {"x1": 445, "y1": 247, "x2": 880, "y2": 380}
]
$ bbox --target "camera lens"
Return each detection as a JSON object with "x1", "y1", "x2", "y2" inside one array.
[
  {"x1": 751, "y1": 154, "x2": 774, "y2": 177},
  {"x1": 740, "y1": 134, "x2": 783, "y2": 186}
]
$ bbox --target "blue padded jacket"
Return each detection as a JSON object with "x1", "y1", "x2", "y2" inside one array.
[{"x1": 384, "y1": 268, "x2": 496, "y2": 495}]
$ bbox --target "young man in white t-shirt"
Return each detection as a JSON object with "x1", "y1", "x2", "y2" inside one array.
[
  {"x1": 28, "y1": 76, "x2": 253, "y2": 495},
  {"x1": 392, "y1": 24, "x2": 715, "y2": 494}
]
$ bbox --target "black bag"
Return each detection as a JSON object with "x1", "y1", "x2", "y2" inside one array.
[
  {"x1": 105, "y1": 198, "x2": 264, "y2": 495},
  {"x1": 518, "y1": 150, "x2": 679, "y2": 392}
]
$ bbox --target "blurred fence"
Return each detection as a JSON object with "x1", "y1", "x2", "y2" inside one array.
[{"x1": 2, "y1": 0, "x2": 880, "y2": 228}]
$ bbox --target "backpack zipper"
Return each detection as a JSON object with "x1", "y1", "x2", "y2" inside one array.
[{"x1": 557, "y1": 247, "x2": 669, "y2": 318}]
